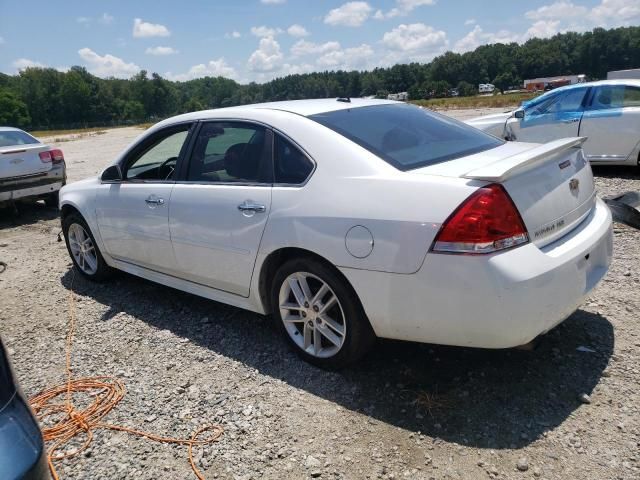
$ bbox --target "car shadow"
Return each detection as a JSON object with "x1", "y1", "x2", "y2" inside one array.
[
  {"x1": 0, "y1": 201, "x2": 60, "y2": 230},
  {"x1": 592, "y1": 165, "x2": 639, "y2": 181},
  {"x1": 60, "y1": 269, "x2": 613, "y2": 450}
]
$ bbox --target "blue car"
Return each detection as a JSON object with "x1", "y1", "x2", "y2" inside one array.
[{"x1": 0, "y1": 337, "x2": 49, "y2": 479}]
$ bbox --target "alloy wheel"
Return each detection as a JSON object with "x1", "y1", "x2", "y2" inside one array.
[
  {"x1": 278, "y1": 272, "x2": 346, "y2": 358},
  {"x1": 68, "y1": 223, "x2": 98, "y2": 275}
]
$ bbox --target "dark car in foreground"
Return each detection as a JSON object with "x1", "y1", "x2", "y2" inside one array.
[{"x1": 0, "y1": 337, "x2": 49, "y2": 479}]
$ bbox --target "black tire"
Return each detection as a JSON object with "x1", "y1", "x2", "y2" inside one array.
[
  {"x1": 270, "y1": 257, "x2": 376, "y2": 370},
  {"x1": 44, "y1": 191, "x2": 59, "y2": 208},
  {"x1": 62, "y1": 212, "x2": 113, "y2": 281}
]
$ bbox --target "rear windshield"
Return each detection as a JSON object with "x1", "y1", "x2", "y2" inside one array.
[
  {"x1": 0, "y1": 130, "x2": 39, "y2": 148},
  {"x1": 309, "y1": 103, "x2": 503, "y2": 170}
]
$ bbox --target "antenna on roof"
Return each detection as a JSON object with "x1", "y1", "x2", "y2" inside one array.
[{"x1": 336, "y1": 97, "x2": 351, "y2": 103}]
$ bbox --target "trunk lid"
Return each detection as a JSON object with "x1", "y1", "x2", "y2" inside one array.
[
  {"x1": 415, "y1": 138, "x2": 596, "y2": 247},
  {"x1": 0, "y1": 143, "x2": 52, "y2": 180}
]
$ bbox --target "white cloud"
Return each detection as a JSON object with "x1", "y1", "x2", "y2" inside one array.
[
  {"x1": 12, "y1": 58, "x2": 46, "y2": 71},
  {"x1": 316, "y1": 44, "x2": 375, "y2": 69},
  {"x1": 0, "y1": 36, "x2": 4, "y2": 45},
  {"x1": 524, "y1": 20, "x2": 561, "y2": 39},
  {"x1": 464, "y1": 18, "x2": 476, "y2": 26},
  {"x1": 248, "y1": 36, "x2": 284, "y2": 72},
  {"x1": 76, "y1": 17, "x2": 90, "y2": 24},
  {"x1": 374, "y1": 0, "x2": 435, "y2": 19},
  {"x1": 251, "y1": 26, "x2": 283, "y2": 37},
  {"x1": 225, "y1": 31, "x2": 241, "y2": 39},
  {"x1": 100, "y1": 13, "x2": 114, "y2": 25},
  {"x1": 77, "y1": 48, "x2": 140, "y2": 78},
  {"x1": 526, "y1": 1, "x2": 588, "y2": 20},
  {"x1": 145, "y1": 46, "x2": 179, "y2": 56},
  {"x1": 589, "y1": 0, "x2": 640, "y2": 25},
  {"x1": 165, "y1": 58, "x2": 238, "y2": 81},
  {"x1": 454, "y1": 25, "x2": 520, "y2": 52},
  {"x1": 133, "y1": 18, "x2": 170, "y2": 38},
  {"x1": 290, "y1": 39, "x2": 341, "y2": 57},
  {"x1": 382, "y1": 23, "x2": 449, "y2": 63},
  {"x1": 287, "y1": 24, "x2": 309, "y2": 37},
  {"x1": 261, "y1": 0, "x2": 286, "y2": 3},
  {"x1": 324, "y1": 2, "x2": 372, "y2": 27}
]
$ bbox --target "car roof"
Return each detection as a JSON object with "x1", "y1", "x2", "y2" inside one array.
[
  {"x1": 0, "y1": 127, "x2": 26, "y2": 132},
  {"x1": 549, "y1": 79, "x2": 640, "y2": 94},
  {"x1": 153, "y1": 98, "x2": 401, "y2": 129}
]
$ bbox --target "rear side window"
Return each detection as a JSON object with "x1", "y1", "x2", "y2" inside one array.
[
  {"x1": 274, "y1": 134, "x2": 313, "y2": 184},
  {"x1": 0, "y1": 130, "x2": 39, "y2": 148},
  {"x1": 309, "y1": 104, "x2": 503, "y2": 171},
  {"x1": 587, "y1": 85, "x2": 640, "y2": 110}
]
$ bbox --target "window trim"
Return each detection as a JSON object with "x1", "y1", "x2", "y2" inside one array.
[{"x1": 106, "y1": 121, "x2": 195, "y2": 185}]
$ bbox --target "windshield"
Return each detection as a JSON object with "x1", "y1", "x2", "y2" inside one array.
[
  {"x1": 0, "y1": 130, "x2": 39, "y2": 148},
  {"x1": 309, "y1": 104, "x2": 503, "y2": 171}
]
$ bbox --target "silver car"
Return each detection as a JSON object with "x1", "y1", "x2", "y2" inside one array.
[{"x1": 467, "y1": 80, "x2": 640, "y2": 167}]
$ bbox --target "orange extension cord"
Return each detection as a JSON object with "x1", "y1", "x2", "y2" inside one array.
[{"x1": 28, "y1": 273, "x2": 224, "y2": 480}]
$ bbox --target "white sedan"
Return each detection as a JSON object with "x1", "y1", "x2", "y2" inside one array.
[
  {"x1": 59, "y1": 99, "x2": 613, "y2": 369},
  {"x1": 467, "y1": 80, "x2": 640, "y2": 166}
]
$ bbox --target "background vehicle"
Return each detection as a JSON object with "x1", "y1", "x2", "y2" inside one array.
[
  {"x1": 466, "y1": 80, "x2": 640, "y2": 166},
  {"x1": 0, "y1": 127, "x2": 66, "y2": 207},
  {"x1": 59, "y1": 99, "x2": 612, "y2": 369},
  {"x1": 0, "y1": 337, "x2": 49, "y2": 479}
]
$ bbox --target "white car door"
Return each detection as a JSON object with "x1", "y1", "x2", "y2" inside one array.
[
  {"x1": 96, "y1": 124, "x2": 192, "y2": 274},
  {"x1": 506, "y1": 87, "x2": 588, "y2": 143},
  {"x1": 579, "y1": 84, "x2": 640, "y2": 163},
  {"x1": 168, "y1": 121, "x2": 273, "y2": 297}
]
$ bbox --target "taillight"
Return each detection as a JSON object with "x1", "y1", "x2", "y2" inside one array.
[
  {"x1": 39, "y1": 149, "x2": 64, "y2": 164},
  {"x1": 431, "y1": 184, "x2": 529, "y2": 254}
]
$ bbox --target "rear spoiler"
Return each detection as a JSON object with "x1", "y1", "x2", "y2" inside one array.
[{"x1": 462, "y1": 137, "x2": 587, "y2": 182}]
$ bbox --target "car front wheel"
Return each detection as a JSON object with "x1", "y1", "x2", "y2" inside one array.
[
  {"x1": 271, "y1": 257, "x2": 375, "y2": 369},
  {"x1": 62, "y1": 213, "x2": 113, "y2": 281}
]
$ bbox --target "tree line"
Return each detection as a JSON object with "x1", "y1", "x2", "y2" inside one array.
[{"x1": 1, "y1": 26, "x2": 639, "y2": 130}]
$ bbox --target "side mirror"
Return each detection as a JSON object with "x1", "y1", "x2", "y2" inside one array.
[
  {"x1": 514, "y1": 109, "x2": 525, "y2": 119},
  {"x1": 101, "y1": 165, "x2": 122, "y2": 182}
]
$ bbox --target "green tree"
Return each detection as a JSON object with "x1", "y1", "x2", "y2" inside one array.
[{"x1": 0, "y1": 89, "x2": 31, "y2": 127}]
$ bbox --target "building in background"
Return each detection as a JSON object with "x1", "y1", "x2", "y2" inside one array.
[
  {"x1": 607, "y1": 69, "x2": 640, "y2": 80},
  {"x1": 524, "y1": 74, "x2": 586, "y2": 91},
  {"x1": 478, "y1": 83, "x2": 495, "y2": 94}
]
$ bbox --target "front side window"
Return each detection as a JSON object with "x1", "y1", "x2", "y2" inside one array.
[
  {"x1": 125, "y1": 127, "x2": 190, "y2": 181},
  {"x1": 310, "y1": 104, "x2": 503, "y2": 171},
  {"x1": 186, "y1": 122, "x2": 270, "y2": 183},
  {"x1": 274, "y1": 134, "x2": 313, "y2": 184},
  {"x1": 533, "y1": 87, "x2": 587, "y2": 114}
]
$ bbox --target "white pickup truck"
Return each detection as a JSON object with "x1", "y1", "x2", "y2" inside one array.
[{"x1": 0, "y1": 127, "x2": 66, "y2": 207}]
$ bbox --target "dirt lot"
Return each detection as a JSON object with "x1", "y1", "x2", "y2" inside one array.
[{"x1": 1, "y1": 110, "x2": 639, "y2": 480}]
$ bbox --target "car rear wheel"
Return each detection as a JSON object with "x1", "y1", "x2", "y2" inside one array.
[
  {"x1": 271, "y1": 257, "x2": 375, "y2": 369},
  {"x1": 62, "y1": 213, "x2": 113, "y2": 281}
]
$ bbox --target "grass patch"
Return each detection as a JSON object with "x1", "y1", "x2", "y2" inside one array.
[
  {"x1": 412, "y1": 92, "x2": 539, "y2": 110},
  {"x1": 29, "y1": 124, "x2": 152, "y2": 138}
]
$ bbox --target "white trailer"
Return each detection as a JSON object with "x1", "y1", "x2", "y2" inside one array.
[{"x1": 607, "y1": 69, "x2": 640, "y2": 80}]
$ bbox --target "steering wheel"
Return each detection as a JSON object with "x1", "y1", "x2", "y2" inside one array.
[{"x1": 158, "y1": 156, "x2": 178, "y2": 180}]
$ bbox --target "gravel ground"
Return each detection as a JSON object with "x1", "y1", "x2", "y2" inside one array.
[{"x1": 0, "y1": 110, "x2": 639, "y2": 480}]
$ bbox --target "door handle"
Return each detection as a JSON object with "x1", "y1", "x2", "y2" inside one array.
[
  {"x1": 238, "y1": 201, "x2": 266, "y2": 213},
  {"x1": 145, "y1": 196, "x2": 165, "y2": 206},
  {"x1": 561, "y1": 118, "x2": 580, "y2": 124}
]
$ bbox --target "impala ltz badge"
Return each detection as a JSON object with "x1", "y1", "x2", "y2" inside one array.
[{"x1": 569, "y1": 178, "x2": 580, "y2": 195}]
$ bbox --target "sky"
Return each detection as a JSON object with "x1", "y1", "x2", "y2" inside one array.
[{"x1": 0, "y1": 0, "x2": 639, "y2": 83}]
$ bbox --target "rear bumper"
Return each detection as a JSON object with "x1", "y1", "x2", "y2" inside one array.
[
  {"x1": 0, "y1": 393, "x2": 49, "y2": 480},
  {"x1": 0, "y1": 163, "x2": 65, "y2": 202},
  {"x1": 341, "y1": 197, "x2": 613, "y2": 348}
]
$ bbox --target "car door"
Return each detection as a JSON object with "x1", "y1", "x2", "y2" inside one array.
[
  {"x1": 95, "y1": 123, "x2": 193, "y2": 274},
  {"x1": 579, "y1": 84, "x2": 640, "y2": 162},
  {"x1": 506, "y1": 87, "x2": 588, "y2": 143},
  {"x1": 169, "y1": 121, "x2": 273, "y2": 297}
]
